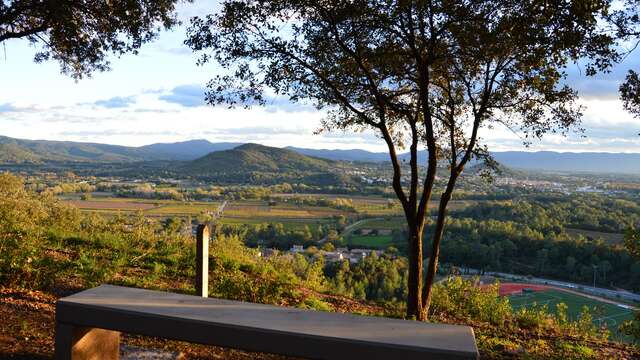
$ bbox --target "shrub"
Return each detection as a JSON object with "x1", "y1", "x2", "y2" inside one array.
[
  {"x1": 430, "y1": 277, "x2": 511, "y2": 326},
  {"x1": 300, "y1": 297, "x2": 332, "y2": 311},
  {"x1": 514, "y1": 304, "x2": 551, "y2": 332}
]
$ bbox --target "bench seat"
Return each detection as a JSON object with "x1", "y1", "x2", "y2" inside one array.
[{"x1": 55, "y1": 284, "x2": 479, "y2": 359}]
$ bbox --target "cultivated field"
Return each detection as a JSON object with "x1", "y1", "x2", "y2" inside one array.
[
  {"x1": 348, "y1": 234, "x2": 396, "y2": 248},
  {"x1": 353, "y1": 217, "x2": 406, "y2": 230},
  {"x1": 64, "y1": 196, "x2": 356, "y2": 232},
  {"x1": 63, "y1": 199, "x2": 159, "y2": 211},
  {"x1": 62, "y1": 198, "x2": 222, "y2": 217}
]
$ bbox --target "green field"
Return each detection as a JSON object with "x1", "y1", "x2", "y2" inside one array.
[
  {"x1": 348, "y1": 234, "x2": 397, "y2": 248},
  {"x1": 64, "y1": 196, "x2": 354, "y2": 232},
  {"x1": 355, "y1": 217, "x2": 406, "y2": 230},
  {"x1": 350, "y1": 198, "x2": 476, "y2": 216},
  {"x1": 508, "y1": 290, "x2": 635, "y2": 340}
]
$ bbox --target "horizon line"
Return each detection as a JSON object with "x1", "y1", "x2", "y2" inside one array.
[{"x1": 3, "y1": 134, "x2": 640, "y2": 155}]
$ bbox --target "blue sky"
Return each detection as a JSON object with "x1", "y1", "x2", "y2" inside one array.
[{"x1": 0, "y1": 1, "x2": 639, "y2": 153}]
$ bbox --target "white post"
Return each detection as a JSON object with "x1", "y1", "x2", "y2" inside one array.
[{"x1": 196, "y1": 224, "x2": 209, "y2": 297}]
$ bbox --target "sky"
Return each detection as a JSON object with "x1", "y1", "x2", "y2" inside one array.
[{"x1": 1, "y1": 2, "x2": 639, "y2": 153}]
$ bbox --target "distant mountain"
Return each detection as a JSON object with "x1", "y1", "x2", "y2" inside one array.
[
  {"x1": 287, "y1": 146, "x2": 640, "y2": 174},
  {"x1": 287, "y1": 147, "x2": 391, "y2": 162},
  {"x1": 140, "y1": 139, "x2": 242, "y2": 160},
  {"x1": 0, "y1": 136, "x2": 241, "y2": 163},
  {"x1": 289, "y1": 146, "x2": 425, "y2": 163},
  {"x1": 184, "y1": 143, "x2": 331, "y2": 173},
  {"x1": 491, "y1": 152, "x2": 640, "y2": 174},
  {"x1": 2, "y1": 134, "x2": 640, "y2": 174},
  {"x1": 0, "y1": 135, "x2": 162, "y2": 163}
]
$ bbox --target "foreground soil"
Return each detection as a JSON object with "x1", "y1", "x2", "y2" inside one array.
[
  {"x1": 1, "y1": 286, "x2": 639, "y2": 359},
  {"x1": 0, "y1": 286, "x2": 294, "y2": 360}
]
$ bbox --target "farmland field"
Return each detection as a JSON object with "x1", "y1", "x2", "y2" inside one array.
[
  {"x1": 146, "y1": 203, "x2": 223, "y2": 216},
  {"x1": 63, "y1": 198, "x2": 222, "y2": 216},
  {"x1": 353, "y1": 217, "x2": 406, "y2": 230},
  {"x1": 63, "y1": 196, "x2": 357, "y2": 233},
  {"x1": 63, "y1": 199, "x2": 159, "y2": 211},
  {"x1": 224, "y1": 201, "x2": 347, "y2": 219},
  {"x1": 507, "y1": 288, "x2": 635, "y2": 340},
  {"x1": 347, "y1": 234, "x2": 397, "y2": 248}
]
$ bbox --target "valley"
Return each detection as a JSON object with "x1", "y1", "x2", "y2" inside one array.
[{"x1": 3, "y1": 136, "x2": 640, "y2": 354}]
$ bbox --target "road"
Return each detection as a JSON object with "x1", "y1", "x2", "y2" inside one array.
[
  {"x1": 318, "y1": 217, "x2": 385, "y2": 244},
  {"x1": 214, "y1": 200, "x2": 227, "y2": 220}
]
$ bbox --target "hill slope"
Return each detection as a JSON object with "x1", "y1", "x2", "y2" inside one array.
[
  {"x1": 184, "y1": 143, "x2": 332, "y2": 173},
  {"x1": 3, "y1": 134, "x2": 640, "y2": 174},
  {"x1": 491, "y1": 151, "x2": 640, "y2": 174},
  {"x1": 290, "y1": 146, "x2": 640, "y2": 174},
  {"x1": 0, "y1": 136, "x2": 244, "y2": 163},
  {"x1": 139, "y1": 139, "x2": 242, "y2": 160},
  {"x1": 0, "y1": 136, "x2": 162, "y2": 163},
  {"x1": 287, "y1": 146, "x2": 391, "y2": 162}
]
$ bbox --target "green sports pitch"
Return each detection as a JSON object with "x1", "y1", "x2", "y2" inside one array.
[{"x1": 508, "y1": 289, "x2": 635, "y2": 340}]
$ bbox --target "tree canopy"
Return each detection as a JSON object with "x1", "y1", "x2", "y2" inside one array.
[
  {"x1": 607, "y1": 0, "x2": 640, "y2": 116},
  {"x1": 186, "y1": 0, "x2": 620, "y2": 320},
  {"x1": 0, "y1": 0, "x2": 181, "y2": 78}
]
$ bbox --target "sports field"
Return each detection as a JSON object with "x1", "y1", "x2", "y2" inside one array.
[{"x1": 506, "y1": 285, "x2": 635, "y2": 340}]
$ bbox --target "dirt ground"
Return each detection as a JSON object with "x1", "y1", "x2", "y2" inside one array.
[{"x1": 0, "y1": 286, "x2": 296, "y2": 360}]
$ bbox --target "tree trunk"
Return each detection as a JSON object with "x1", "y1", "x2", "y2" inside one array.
[
  {"x1": 406, "y1": 226, "x2": 425, "y2": 320},
  {"x1": 421, "y1": 238, "x2": 440, "y2": 317},
  {"x1": 421, "y1": 188, "x2": 455, "y2": 316}
]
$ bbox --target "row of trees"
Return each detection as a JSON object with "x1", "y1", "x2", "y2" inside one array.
[
  {"x1": 439, "y1": 217, "x2": 639, "y2": 290},
  {"x1": 456, "y1": 196, "x2": 640, "y2": 233}
]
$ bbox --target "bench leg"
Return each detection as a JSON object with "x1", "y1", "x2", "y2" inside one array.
[{"x1": 55, "y1": 323, "x2": 120, "y2": 360}]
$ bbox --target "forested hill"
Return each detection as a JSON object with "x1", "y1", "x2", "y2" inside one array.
[
  {"x1": 0, "y1": 135, "x2": 163, "y2": 163},
  {"x1": 183, "y1": 143, "x2": 332, "y2": 173},
  {"x1": 179, "y1": 143, "x2": 353, "y2": 186},
  {"x1": 139, "y1": 139, "x2": 242, "y2": 160}
]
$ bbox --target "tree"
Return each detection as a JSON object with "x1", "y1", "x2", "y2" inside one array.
[
  {"x1": 186, "y1": 0, "x2": 618, "y2": 320},
  {"x1": 321, "y1": 242, "x2": 335, "y2": 252},
  {"x1": 625, "y1": 227, "x2": 640, "y2": 258},
  {"x1": 599, "y1": 260, "x2": 612, "y2": 284},
  {"x1": 0, "y1": 0, "x2": 180, "y2": 79},
  {"x1": 565, "y1": 256, "x2": 577, "y2": 276},
  {"x1": 608, "y1": 0, "x2": 640, "y2": 116}
]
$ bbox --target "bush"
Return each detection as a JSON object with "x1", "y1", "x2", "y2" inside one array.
[
  {"x1": 300, "y1": 297, "x2": 332, "y2": 311},
  {"x1": 514, "y1": 304, "x2": 551, "y2": 332},
  {"x1": 430, "y1": 277, "x2": 511, "y2": 326}
]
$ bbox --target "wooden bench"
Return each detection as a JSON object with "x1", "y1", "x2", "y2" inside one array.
[{"x1": 55, "y1": 285, "x2": 479, "y2": 359}]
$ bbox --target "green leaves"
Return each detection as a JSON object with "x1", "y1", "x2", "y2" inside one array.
[
  {"x1": 620, "y1": 70, "x2": 640, "y2": 118},
  {"x1": 1, "y1": 0, "x2": 180, "y2": 78}
]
